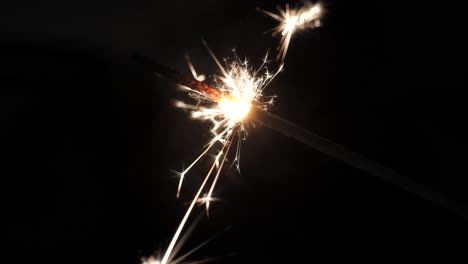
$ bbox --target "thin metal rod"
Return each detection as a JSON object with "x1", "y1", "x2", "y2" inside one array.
[
  {"x1": 133, "y1": 53, "x2": 225, "y2": 99},
  {"x1": 249, "y1": 107, "x2": 468, "y2": 219}
]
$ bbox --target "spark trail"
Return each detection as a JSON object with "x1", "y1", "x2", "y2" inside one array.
[
  {"x1": 258, "y1": 2, "x2": 322, "y2": 63},
  {"x1": 141, "y1": 213, "x2": 220, "y2": 264}
]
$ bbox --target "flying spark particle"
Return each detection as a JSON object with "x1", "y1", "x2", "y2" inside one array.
[{"x1": 259, "y1": 2, "x2": 322, "y2": 63}]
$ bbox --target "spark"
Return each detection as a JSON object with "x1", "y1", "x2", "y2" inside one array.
[
  {"x1": 258, "y1": 2, "x2": 322, "y2": 63},
  {"x1": 156, "y1": 44, "x2": 282, "y2": 264},
  {"x1": 185, "y1": 54, "x2": 206, "y2": 82}
]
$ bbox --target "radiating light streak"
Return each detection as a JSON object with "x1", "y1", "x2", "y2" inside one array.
[
  {"x1": 160, "y1": 133, "x2": 234, "y2": 264},
  {"x1": 185, "y1": 54, "x2": 206, "y2": 82},
  {"x1": 258, "y1": 2, "x2": 322, "y2": 63}
]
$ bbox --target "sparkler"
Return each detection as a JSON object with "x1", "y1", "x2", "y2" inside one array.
[
  {"x1": 134, "y1": 2, "x2": 467, "y2": 262},
  {"x1": 258, "y1": 2, "x2": 322, "y2": 63},
  {"x1": 135, "y1": 51, "x2": 468, "y2": 228}
]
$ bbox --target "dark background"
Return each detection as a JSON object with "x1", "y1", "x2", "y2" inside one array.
[{"x1": 2, "y1": 0, "x2": 467, "y2": 263}]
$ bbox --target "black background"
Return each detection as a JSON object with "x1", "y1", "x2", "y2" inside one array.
[{"x1": 2, "y1": 0, "x2": 467, "y2": 263}]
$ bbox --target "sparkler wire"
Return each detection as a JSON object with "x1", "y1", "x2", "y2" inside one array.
[
  {"x1": 249, "y1": 107, "x2": 468, "y2": 219},
  {"x1": 133, "y1": 52, "x2": 468, "y2": 220},
  {"x1": 133, "y1": 53, "x2": 224, "y2": 100}
]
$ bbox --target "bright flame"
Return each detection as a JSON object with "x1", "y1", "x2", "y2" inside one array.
[
  {"x1": 218, "y1": 96, "x2": 252, "y2": 123},
  {"x1": 259, "y1": 2, "x2": 322, "y2": 63}
]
